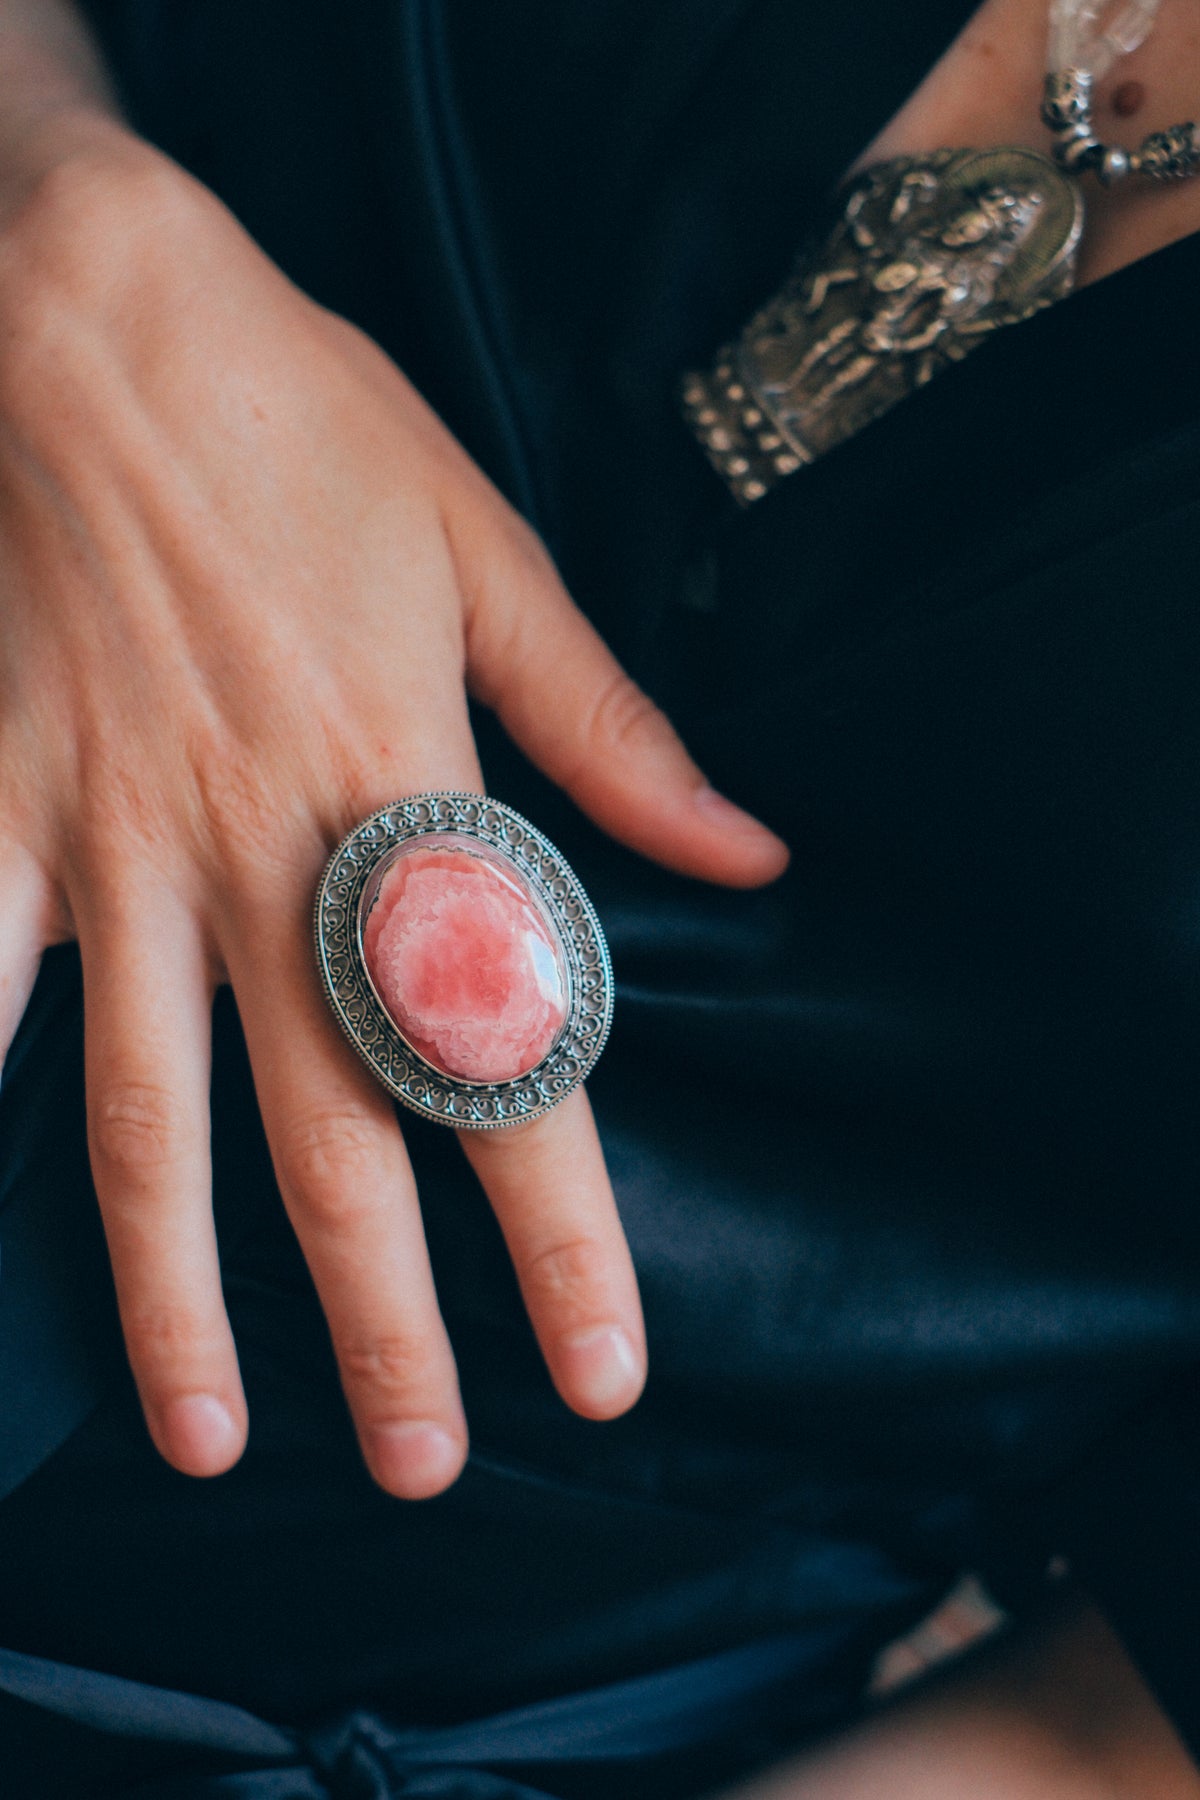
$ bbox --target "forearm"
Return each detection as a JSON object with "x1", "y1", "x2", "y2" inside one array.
[{"x1": 723, "y1": 1594, "x2": 1200, "y2": 1800}]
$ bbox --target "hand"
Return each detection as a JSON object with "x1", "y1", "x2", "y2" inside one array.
[{"x1": 0, "y1": 114, "x2": 788, "y2": 1497}]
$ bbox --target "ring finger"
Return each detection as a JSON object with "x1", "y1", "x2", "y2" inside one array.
[{"x1": 225, "y1": 901, "x2": 468, "y2": 1500}]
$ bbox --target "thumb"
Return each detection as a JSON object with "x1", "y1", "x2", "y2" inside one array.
[{"x1": 459, "y1": 517, "x2": 789, "y2": 889}]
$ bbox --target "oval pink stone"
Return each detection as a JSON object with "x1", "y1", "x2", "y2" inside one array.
[{"x1": 361, "y1": 843, "x2": 568, "y2": 1083}]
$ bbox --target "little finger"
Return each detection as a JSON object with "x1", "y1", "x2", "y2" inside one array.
[
  {"x1": 77, "y1": 878, "x2": 246, "y2": 1477},
  {"x1": 0, "y1": 840, "x2": 60, "y2": 1071}
]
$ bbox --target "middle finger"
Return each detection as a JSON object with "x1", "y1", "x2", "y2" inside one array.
[{"x1": 460, "y1": 1087, "x2": 646, "y2": 1420}]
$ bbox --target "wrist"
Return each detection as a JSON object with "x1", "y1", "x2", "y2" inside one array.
[
  {"x1": 0, "y1": 100, "x2": 208, "y2": 326},
  {"x1": 0, "y1": 18, "x2": 125, "y2": 223}
]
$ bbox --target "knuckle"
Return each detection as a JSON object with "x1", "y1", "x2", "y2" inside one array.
[
  {"x1": 91, "y1": 1078, "x2": 187, "y2": 1177},
  {"x1": 522, "y1": 1234, "x2": 610, "y2": 1310},
  {"x1": 327, "y1": 746, "x2": 407, "y2": 840},
  {"x1": 122, "y1": 1302, "x2": 217, "y2": 1371},
  {"x1": 190, "y1": 739, "x2": 301, "y2": 890},
  {"x1": 278, "y1": 1104, "x2": 382, "y2": 1218},
  {"x1": 497, "y1": 510, "x2": 558, "y2": 584},
  {"x1": 74, "y1": 750, "x2": 176, "y2": 873},
  {"x1": 585, "y1": 673, "x2": 676, "y2": 767},
  {"x1": 338, "y1": 1331, "x2": 431, "y2": 1398}
]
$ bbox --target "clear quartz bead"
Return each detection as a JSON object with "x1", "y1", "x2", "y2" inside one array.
[{"x1": 1048, "y1": 0, "x2": 1161, "y2": 78}]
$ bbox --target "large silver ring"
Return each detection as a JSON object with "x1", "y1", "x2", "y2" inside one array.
[{"x1": 314, "y1": 794, "x2": 613, "y2": 1129}]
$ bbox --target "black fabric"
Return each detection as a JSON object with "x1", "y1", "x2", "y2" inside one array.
[
  {"x1": 0, "y1": 1625, "x2": 871, "y2": 1799},
  {"x1": 5, "y1": 0, "x2": 1200, "y2": 1787}
]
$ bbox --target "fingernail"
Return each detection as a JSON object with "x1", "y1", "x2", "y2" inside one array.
[
  {"x1": 559, "y1": 1325, "x2": 644, "y2": 1417},
  {"x1": 160, "y1": 1395, "x2": 242, "y2": 1477},
  {"x1": 694, "y1": 784, "x2": 787, "y2": 847},
  {"x1": 366, "y1": 1422, "x2": 464, "y2": 1499}
]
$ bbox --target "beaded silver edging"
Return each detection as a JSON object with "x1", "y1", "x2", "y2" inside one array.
[
  {"x1": 684, "y1": 147, "x2": 1082, "y2": 505},
  {"x1": 314, "y1": 794, "x2": 613, "y2": 1129}
]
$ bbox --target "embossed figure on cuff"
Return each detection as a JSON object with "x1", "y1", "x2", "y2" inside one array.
[
  {"x1": 683, "y1": 147, "x2": 1081, "y2": 505},
  {"x1": 684, "y1": 0, "x2": 1200, "y2": 505}
]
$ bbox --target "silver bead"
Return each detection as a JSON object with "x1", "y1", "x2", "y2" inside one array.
[
  {"x1": 1056, "y1": 132, "x2": 1104, "y2": 172},
  {"x1": 1041, "y1": 68, "x2": 1094, "y2": 133},
  {"x1": 1097, "y1": 145, "x2": 1132, "y2": 185},
  {"x1": 1137, "y1": 121, "x2": 1200, "y2": 180}
]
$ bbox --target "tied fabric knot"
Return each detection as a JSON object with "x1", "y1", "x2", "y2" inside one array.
[
  {"x1": 306, "y1": 1714, "x2": 559, "y2": 1800},
  {"x1": 307, "y1": 1715, "x2": 394, "y2": 1800},
  {"x1": 0, "y1": 1623, "x2": 864, "y2": 1797}
]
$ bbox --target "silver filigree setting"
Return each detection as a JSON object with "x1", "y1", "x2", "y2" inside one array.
[{"x1": 314, "y1": 794, "x2": 613, "y2": 1129}]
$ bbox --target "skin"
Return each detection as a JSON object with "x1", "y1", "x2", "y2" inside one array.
[
  {"x1": 0, "y1": 11, "x2": 790, "y2": 1499},
  {"x1": 721, "y1": 1594, "x2": 1200, "y2": 1799},
  {"x1": 855, "y1": 0, "x2": 1200, "y2": 288},
  {"x1": 1, "y1": 2, "x2": 1198, "y2": 1793}
]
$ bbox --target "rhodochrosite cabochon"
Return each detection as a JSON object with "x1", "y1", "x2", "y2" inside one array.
[
  {"x1": 361, "y1": 839, "x2": 568, "y2": 1083},
  {"x1": 314, "y1": 795, "x2": 613, "y2": 1129}
]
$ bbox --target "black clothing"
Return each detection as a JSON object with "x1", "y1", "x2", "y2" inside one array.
[{"x1": 4, "y1": 0, "x2": 1200, "y2": 1789}]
